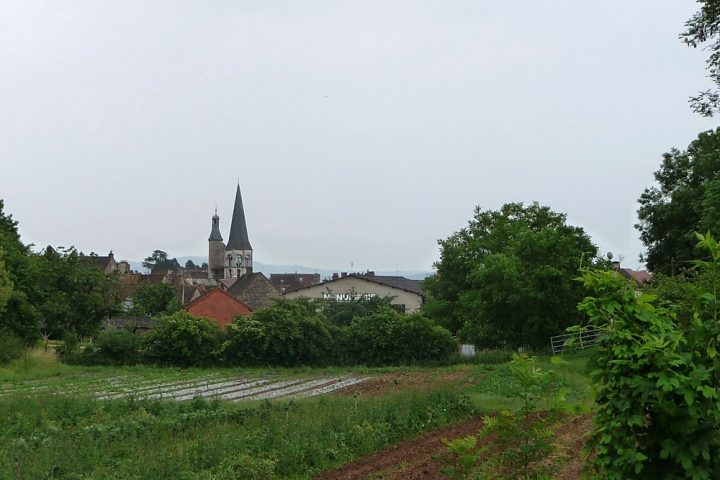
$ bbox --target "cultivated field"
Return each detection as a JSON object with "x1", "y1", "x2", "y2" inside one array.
[
  {"x1": 0, "y1": 370, "x2": 368, "y2": 403},
  {"x1": 0, "y1": 350, "x2": 594, "y2": 479}
]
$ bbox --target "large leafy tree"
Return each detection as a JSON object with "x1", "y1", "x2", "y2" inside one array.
[
  {"x1": 424, "y1": 202, "x2": 598, "y2": 349},
  {"x1": 0, "y1": 201, "x2": 118, "y2": 340},
  {"x1": 0, "y1": 249, "x2": 13, "y2": 314},
  {"x1": 636, "y1": 128, "x2": 720, "y2": 275},
  {"x1": 31, "y1": 246, "x2": 116, "y2": 337},
  {"x1": 0, "y1": 200, "x2": 41, "y2": 343},
  {"x1": 142, "y1": 249, "x2": 180, "y2": 271},
  {"x1": 129, "y1": 283, "x2": 181, "y2": 317},
  {"x1": 682, "y1": 0, "x2": 720, "y2": 116}
]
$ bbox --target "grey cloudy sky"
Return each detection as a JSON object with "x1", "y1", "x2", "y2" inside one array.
[{"x1": 1, "y1": 1, "x2": 717, "y2": 272}]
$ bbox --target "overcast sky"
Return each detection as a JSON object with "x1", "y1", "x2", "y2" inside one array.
[{"x1": 1, "y1": 1, "x2": 717, "y2": 272}]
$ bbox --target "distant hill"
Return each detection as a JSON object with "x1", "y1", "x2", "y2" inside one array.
[{"x1": 128, "y1": 256, "x2": 432, "y2": 280}]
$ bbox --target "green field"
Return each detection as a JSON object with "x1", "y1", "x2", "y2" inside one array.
[{"x1": 0, "y1": 349, "x2": 592, "y2": 479}]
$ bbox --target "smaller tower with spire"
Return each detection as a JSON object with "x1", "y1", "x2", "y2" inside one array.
[{"x1": 207, "y1": 209, "x2": 225, "y2": 280}]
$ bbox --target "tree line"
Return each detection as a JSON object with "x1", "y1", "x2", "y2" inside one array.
[
  {"x1": 62, "y1": 297, "x2": 457, "y2": 367},
  {"x1": 0, "y1": 202, "x2": 119, "y2": 358}
]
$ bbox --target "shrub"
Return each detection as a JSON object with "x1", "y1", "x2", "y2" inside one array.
[
  {"x1": 56, "y1": 332, "x2": 81, "y2": 364},
  {"x1": 0, "y1": 330, "x2": 24, "y2": 364},
  {"x1": 222, "y1": 317, "x2": 267, "y2": 366},
  {"x1": 224, "y1": 298, "x2": 335, "y2": 367},
  {"x1": 345, "y1": 308, "x2": 456, "y2": 365},
  {"x1": 142, "y1": 311, "x2": 223, "y2": 367},
  {"x1": 577, "y1": 233, "x2": 720, "y2": 479},
  {"x1": 78, "y1": 329, "x2": 140, "y2": 365}
]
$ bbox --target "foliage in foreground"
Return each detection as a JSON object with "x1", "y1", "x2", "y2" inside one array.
[
  {"x1": 577, "y1": 233, "x2": 720, "y2": 479},
  {"x1": 0, "y1": 387, "x2": 474, "y2": 479}
]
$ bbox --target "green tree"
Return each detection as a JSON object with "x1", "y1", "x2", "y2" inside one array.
[
  {"x1": 636, "y1": 128, "x2": 720, "y2": 275},
  {"x1": 424, "y1": 202, "x2": 598, "y2": 349},
  {"x1": 0, "y1": 249, "x2": 13, "y2": 314},
  {"x1": 130, "y1": 283, "x2": 180, "y2": 317},
  {"x1": 0, "y1": 201, "x2": 117, "y2": 341},
  {"x1": 0, "y1": 200, "x2": 41, "y2": 344},
  {"x1": 143, "y1": 311, "x2": 223, "y2": 366},
  {"x1": 185, "y1": 259, "x2": 197, "y2": 269},
  {"x1": 345, "y1": 307, "x2": 456, "y2": 365},
  {"x1": 319, "y1": 293, "x2": 395, "y2": 326},
  {"x1": 142, "y1": 249, "x2": 180, "y2": 271},
  {"x1": 225, "y1": 298, "x2": 335, "y2": 367},
  {"x1": 682, "y1": 1, "x2": 720, "y2": 116},
  {"x1": 31, "y1": 246, "x2": 115, "y2": 337}
]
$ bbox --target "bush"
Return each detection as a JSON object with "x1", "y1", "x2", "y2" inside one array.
[
  {"x1": 224, "y1": 298, "x2": 335, "y2": 367},
  {"x1": 0, "y1": 330, "x2": 25, "y2": 364},
  {"x1": 577, "y1": 233, "x2": 720, "y2": 479},
  {"x1": 77, "y1": 329, "x2": 140, "y2": 365},
  {"x1": 222, "y1": 317, "x2": 267, "y2": 366},
  {"x1": 345, "y1": 308, "x2": 456, "y2": 365},
  {"x1": 142, "y1": 311, "x2": 223, "y2": 367},
  {"x1": 56, "y1": 332, "x2": 81, "y2": 364}
]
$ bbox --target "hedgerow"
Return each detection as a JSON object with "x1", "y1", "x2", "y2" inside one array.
[{"x1": 60, "y1": 299, "x2": 456, "y2": 368}]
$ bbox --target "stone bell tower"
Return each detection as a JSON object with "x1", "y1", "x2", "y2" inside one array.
[
  {"x1": 224, "y1": 184, "x2": 253, "y2": 279},
  {"x1": 207, "y1": 209, "x2": 226, "y2": 280}
]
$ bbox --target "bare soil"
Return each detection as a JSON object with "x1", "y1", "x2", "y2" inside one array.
[
  {"x1": 314, "y1": 414, "x2": 594, "y2": 480},
  {"x1": 339, "y1": 368, "x2": 479, "y2": 398}
]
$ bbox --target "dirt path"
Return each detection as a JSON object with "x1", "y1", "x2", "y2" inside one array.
[
  {"x1": 314, "y1": 414, "x2": 594, "y2": 480},
  {"x1": 314, "y1": 416, "x2": 489, "y2": 480}
]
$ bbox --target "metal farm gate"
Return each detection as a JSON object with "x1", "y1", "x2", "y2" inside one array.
[{"x1": 550, "y1": 326, "x2": 602, "y2": 355}]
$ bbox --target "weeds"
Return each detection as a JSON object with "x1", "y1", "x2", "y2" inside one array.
[{"x1": 439, "y1": 354, "x2": 564, "y2": 480}]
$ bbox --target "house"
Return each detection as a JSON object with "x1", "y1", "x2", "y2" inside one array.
[
  {"x1": 269, "y1": 273, "x2": 321, "y2": 293},
  {"x1": 283, "y1": 272, "x2": 425, "y2": 313},
  {"x1": 178, "y1": 285, "x2": 202, "y2": 305},
  {"x1": 226, "y1": 272, "x2": 281, "y2": 310},
  {"x1": 612, "y1": 261, "x2": 652, "y2": 286},
  {"x1": 184, "y1": 289, "x2": 252, "y2": 328},
  {"x1": 89, "y1": 251, "x2": 131, "y2": 274}
]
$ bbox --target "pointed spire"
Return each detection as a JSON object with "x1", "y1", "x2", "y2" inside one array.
[
  {"x1": 208, "y1": 207, "x2": 223, "y2": 242},
  {"x1": 226, "y1": 184, "x2": 252, "y2": 251}
]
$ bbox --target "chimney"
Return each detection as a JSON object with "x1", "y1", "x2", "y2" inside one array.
[
  {"x1": 366, "y1": 270, "x2": 375, "y2": 277},
  {"x1": 332, "y1": 273, "x2": 339, "y2": 280},
  {"x1": 341, "y1": 272, "x2": 348, "y2": 278},
  {"x1": 611, "y1": 261, "x2": 621, "y2": 270}
]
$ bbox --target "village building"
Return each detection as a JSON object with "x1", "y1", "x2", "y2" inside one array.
[
  {"x1": 612, "y1": 261, "x2": 652, "y2": 286},
  {"x1": 284, "y1": 272, "x2": 425, "y2": 313},
  {"x1": 225, "y1": 272, "x2": 281, "y2": 310},
  {"x1": 269, "y1": 273, "x2": 321, "y2": 293},
  {"x1": 184, "y1": 289, "x2": 252, "y2": 328},
  {"x1": 91, "y1": 251, "x2": 130, "y2": 274}
]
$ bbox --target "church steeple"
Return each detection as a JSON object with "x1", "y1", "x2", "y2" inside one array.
[
  {"x1": 226, "y1": 184, "x2": 252, "y2": 251},
  {"x1": 208, "y1": 209, "x2": 223, "y2": 242},
  {"x1": 225, "y1": 184, "x2": 253, "y2": 278},
  {"x1": 207, "y1": 208, "x2": 226, "y2": 280}
]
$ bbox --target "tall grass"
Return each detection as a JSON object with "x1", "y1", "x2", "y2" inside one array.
[{"x1": 1, "y1": 387, "x2": 474, "y2": 479}]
